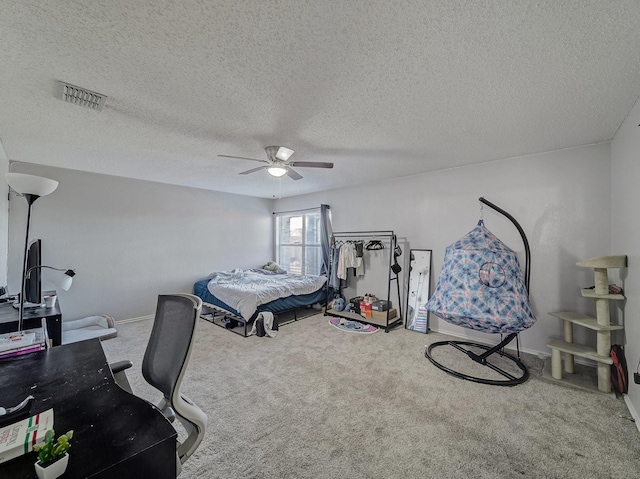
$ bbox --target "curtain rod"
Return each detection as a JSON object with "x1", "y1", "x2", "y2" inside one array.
[{"x1": 272, "y1": 206, "x2": 329, "y2": 215}]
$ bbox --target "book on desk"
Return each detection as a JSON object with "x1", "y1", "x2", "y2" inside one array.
[
  {"x1": 0, "y1": 298, "x2": 63, "y2": 347},
  {"x1": 0, "y1": 323, "x2": 48, "y2": 359},
  {"x1": 0, "y1": 408, "x2": 54, "y2": 464}
]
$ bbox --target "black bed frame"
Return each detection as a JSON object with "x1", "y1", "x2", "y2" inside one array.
[{"x1": 199, "y1": 302, "x2": 322, "y2": 337}]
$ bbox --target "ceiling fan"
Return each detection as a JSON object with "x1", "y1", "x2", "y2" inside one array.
[{"x1": 218, "y1": 146, "x2": 333, "y2": 180}]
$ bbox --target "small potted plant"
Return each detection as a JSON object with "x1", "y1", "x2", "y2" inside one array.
[{"x1": 33, "y1": 429, "x2": 73, "y2": 479}]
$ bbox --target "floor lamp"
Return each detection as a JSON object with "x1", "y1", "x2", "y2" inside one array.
[{"x1": 6, "y1": 173, "x2": 59, "y2": 332}]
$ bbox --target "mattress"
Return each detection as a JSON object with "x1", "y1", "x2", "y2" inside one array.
[{"x1": 193, "y1": 276, "x2": 327, "y2": 321}]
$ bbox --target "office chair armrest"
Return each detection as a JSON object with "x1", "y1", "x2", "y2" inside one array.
[
  {"x1": 109, "y1": 360, "x2": 133, "y2": 374},
  {"x1": 174, "y1": 393, "x2": 208, "y2": 464},
  {"x1": 109, "y1": 360, "x2": 134, "y2": 394},
  {"x1": 156, "y1": 397, "x2": 176, "y2": 423}
]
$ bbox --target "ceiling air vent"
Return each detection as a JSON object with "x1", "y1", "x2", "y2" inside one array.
[{"x1": 56, "y1": 81, "x2": 107, "y2": 111}]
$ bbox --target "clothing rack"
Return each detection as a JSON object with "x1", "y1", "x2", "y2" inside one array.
[{"x1": 325, "y1": 230, "x2": 403, "y2": 332}]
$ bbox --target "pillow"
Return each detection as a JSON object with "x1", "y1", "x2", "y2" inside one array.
[{"x1": 262, "y1": 261, "x2": 282, "y2": 271}]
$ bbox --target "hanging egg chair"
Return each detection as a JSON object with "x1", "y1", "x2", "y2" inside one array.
[{"x1": 425, "y1": 197, "x2": 535, "y2": 386}]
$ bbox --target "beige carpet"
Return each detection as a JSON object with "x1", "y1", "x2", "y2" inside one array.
[{"x1": 101, "y1": 315, "x2": 640, "y2": 479}]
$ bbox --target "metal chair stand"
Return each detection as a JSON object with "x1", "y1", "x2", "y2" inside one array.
[{"x1": 426, "y1": 332, "x2": 529, "y2": 386}]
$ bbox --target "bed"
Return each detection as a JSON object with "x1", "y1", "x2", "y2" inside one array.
[{"x1": 193, "y1": 269, "x2": 327, "y2": 336}]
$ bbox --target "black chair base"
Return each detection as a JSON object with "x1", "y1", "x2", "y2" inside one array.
[{"x1": 425, "y1": 335, "x2": 529, "y2": 387}]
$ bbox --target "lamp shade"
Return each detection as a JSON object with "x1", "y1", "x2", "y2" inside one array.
[
  {"x1": 267, "y1": 166, "x2": 287, "y2": 177},
  {"x1": 6, "y1": 173, "x2": 59, "y2": 197},
  {"x1": 56, "y1": 274, "x2": 74, "y2": 292},
  {"x1": 275, "y1": 147, "x2": 294, "y2": 161},
  {"x1": 37, "y1": 267, "x2": 75, "y2": 291}
]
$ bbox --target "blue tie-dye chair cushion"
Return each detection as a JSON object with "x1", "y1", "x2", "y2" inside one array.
[{"x1": 426, "y1": 220, "x2": 536, "y2": 334}]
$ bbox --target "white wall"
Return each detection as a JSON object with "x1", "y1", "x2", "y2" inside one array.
[
  {"x1": 611, "y1": 97, "x2": 640, "y2": 422},
  {"x1": 7, "y1": 164, "x2": 273, "y2": 321},
  {"x1": 275, "y1": 143, "x2": 612, "y2": 356}
]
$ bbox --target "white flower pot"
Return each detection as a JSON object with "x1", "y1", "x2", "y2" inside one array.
[{"x1": 34, "y1": 453, "x2": 69, "y2": 479}]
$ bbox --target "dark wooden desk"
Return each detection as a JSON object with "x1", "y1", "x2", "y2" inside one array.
[
  {"x1": 0, "y1": 339, "x2": 177, "y2": 478},
  {"x1": 0, "y1": 301, "x2": 63, "y2": 346}
]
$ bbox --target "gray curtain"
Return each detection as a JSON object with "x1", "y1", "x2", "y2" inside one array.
[{"x1": 319, "y1": 204, "x2": 331, "y2": 275}]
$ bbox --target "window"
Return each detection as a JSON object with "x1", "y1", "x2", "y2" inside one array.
[{"x1": 275, "y1": 208, "x2": 322, "y2": 275}]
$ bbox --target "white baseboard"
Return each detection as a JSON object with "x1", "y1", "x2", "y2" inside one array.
[{"x1": 115, "y1": 314, "x2": 154, "y2": 324}]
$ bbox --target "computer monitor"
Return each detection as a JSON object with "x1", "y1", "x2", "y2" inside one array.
[{"x1": 25, "y1": 239, "x2": 41, "y2": 304}]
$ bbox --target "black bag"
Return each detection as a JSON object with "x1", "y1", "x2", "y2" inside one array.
[
  {"x1": 610, "y1": 344, "x2": 628, "y2": 397},
  {"x1": 391, "y1": 245, "x2": 402, "y2": 274},
  {"x1": 255, "y1": 318, "x2": 266, "y2": 337}
]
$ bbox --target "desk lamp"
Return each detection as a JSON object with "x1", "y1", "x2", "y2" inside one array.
[
  {"x1": 6, "y1": 173, "x2": 59, "y2": 332},
  {"x1": 26, "y1": 266, "x2": 75, "y2": 291}
]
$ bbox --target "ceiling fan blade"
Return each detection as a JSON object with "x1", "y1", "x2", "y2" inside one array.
[
  {"x1": 218, "y1": 154, "x2": 269, "y2": 164},
  {"x1": 239, "y1": 166, "x2": 269, "y2": 175},
  {"x1": 288, "y1": 161, "x2": 334, "y2": 169},
  {"x1": 286, "y1": 167, "x2": 303, "y2": 180}
]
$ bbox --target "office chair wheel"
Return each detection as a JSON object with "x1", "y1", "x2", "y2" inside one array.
[{"x1": 426, "y1": 340, "x2": 529, "y2": 387}]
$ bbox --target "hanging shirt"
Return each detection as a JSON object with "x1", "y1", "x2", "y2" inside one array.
[
  {"x1": 339, "y1": 243, "x2": 364, "y2": 279},
  {"x1": 337, "y1": 243, "x2": 346, "y2": 280}
]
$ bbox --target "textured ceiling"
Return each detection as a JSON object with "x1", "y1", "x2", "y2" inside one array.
[{"x1": 1, "y1": 1, "x2": 639, "y2": 198}]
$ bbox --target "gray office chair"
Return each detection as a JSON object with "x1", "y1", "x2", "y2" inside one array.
[{"x1": 110, "y1": 294, "x2": 207, "y2": 475}]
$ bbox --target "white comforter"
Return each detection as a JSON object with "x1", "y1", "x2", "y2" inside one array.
[{"x1": 207, "y1": 269, "x2": 327, "y2": 319}]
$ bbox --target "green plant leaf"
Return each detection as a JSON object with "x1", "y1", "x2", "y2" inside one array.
[
  {"x1": 43, "y1": 429, "x2": 55, "y2": 443},
  {"x1": 34, "y1": 428, "x2": 73, "y2": 464}
]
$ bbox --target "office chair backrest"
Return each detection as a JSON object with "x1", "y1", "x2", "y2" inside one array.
[{"x1": 142, "y1": 294, "x2": 200, "y2": 401}]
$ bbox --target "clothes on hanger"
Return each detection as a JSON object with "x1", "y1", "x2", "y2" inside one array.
[
  {"x1": 338, "y1": 242, "x2": 364, "y2": 279},
  {"x1": 330, "y1": 234, "x2": 396, "y2": 290}
]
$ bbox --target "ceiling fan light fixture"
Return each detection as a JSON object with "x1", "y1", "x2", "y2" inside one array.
[
  {"x1": 275, "y1": 147, "x2": 294, "y2": 161},
  {"x1": 268, "y1": 166, "x2": 287, "y2": 177},
  {"x1": 222, "y1": 146, "x2": 331, "y2": 181}
]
